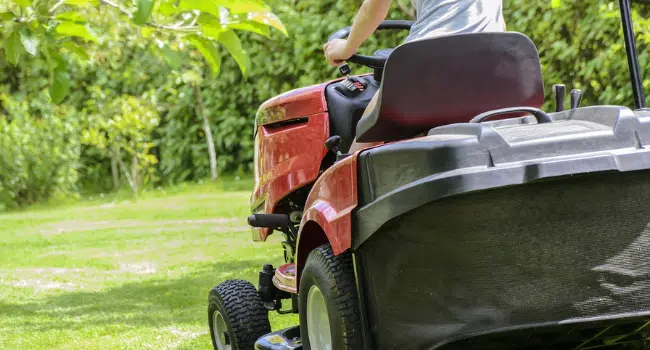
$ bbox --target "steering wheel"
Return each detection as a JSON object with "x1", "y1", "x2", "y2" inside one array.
[{"x1": 328, "y1": 20, "x2": 414, "y2": 69}]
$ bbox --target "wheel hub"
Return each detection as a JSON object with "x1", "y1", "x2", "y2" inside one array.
[
  {"x1": 306, "y1": 285, "x2": 332, "y2": 350},
  {"x1": 213, "y1": 311, "x2": 231, "y2": 350}
]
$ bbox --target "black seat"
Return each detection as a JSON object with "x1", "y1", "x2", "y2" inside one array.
[{"x1": 356, "y1": 32, "x2": 545, "y2": 142}]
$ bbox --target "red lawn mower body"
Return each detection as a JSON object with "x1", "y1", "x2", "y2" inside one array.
[
  {"x1": 251, "y1": 80, "x2": 359, "y2": 252},
  {"x1": 250, "y1": 83, "x2": 330, "y2": 242}
]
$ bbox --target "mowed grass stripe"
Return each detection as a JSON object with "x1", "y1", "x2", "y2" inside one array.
[{"x1": 0, "y1": 182, "x2": 297, "y2": 349}]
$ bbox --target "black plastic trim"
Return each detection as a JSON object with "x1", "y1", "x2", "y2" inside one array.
[
  {"x1": 354, "y1": 106, "x2": 650, "y2": 249},
  {"x1": 470, "y1": 106, "x2": 552, "y2": 124},
  {"x1": 357, "y1": 160, "x2": 648, "y2": 249},
  {"x1": 352, "y1": 252, "x2": 374, "y2": 350},
  {"x1": 263, "y1": 117, "x2": 309, "y2": 130},
  {"x1": 433, "y1": 312, "x2": 650, "y2": 349}
]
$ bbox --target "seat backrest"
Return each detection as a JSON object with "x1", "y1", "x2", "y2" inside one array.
[{"x1": 356, "y1": 32, "x2": 544, "y2": 142}]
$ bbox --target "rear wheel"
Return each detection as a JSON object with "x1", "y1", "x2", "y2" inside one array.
[
  {"x1": 208, "y1": 279, "x2": 271, "y2": 350},
  {"x1": 299, "y1": 244, "x2": 362, "y2": 350}
]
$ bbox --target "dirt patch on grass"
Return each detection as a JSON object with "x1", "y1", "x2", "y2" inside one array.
[
  {"x1": 38, "y1": 218, "x2": 244, "y2": 236},
  {"x1": 164, "y1": 329, "x2": 208, "y2": 350},
  {"x1": 0, "y1": 265, "x2": 162, "y2": 290},
  {"x1": 118, "y1": 261, "x2": 157, "y2": 275},
  {"x1": 1, "y1": 278, "x2": 77, "y2": 291}
]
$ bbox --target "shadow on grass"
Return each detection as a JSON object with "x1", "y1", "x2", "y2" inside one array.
[{"x1": 0, "y1": 258, "x2": 269, "y2": 333}]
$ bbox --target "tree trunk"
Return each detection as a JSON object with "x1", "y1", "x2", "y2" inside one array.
[
  {"x1": 131, "y1": 147, "x2": 138, "y2": 190},
  {"x1": 194, "y1": 84, "x2": 218, "y2": 181},
  {"x1": 116, "y1": 145, "x2": 138, "y2": 198},
  {"x1": 111, "y1": 144, "x2": 120, "y2": 191}
]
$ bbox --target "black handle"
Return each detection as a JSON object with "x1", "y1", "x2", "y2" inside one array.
[
  {"x1": 248, "y1": 214, "x2": 291, "y2": 229},
  {"x1": 570, "y1": 89, "x2": 584, "y2": 110},
  {"x1": 328, "y1": 20, "x2": 414, "y2": 68},
  {"x1": 620, "y1": 0, "x2": 646, "y2": 109},
  {"x1": 553, "y1": 84, "x2": 566, "y2": 112},
  {"x1": 325, "y1": 135, "x2": 342, "y2": 153},
  {"x1": 338, "y1": 64, "x2": 351, "y2": 76},
  {"x1": 470, "y1": 107, "x2": 553, "y2": 124},
  {"x1": 328, "y1": 20, "x2": 414, "y2": 42}
]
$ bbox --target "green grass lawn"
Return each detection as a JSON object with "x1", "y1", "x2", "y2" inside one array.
[{"x1": 0, "y1": 180, "x2": 297, "y2": 349}]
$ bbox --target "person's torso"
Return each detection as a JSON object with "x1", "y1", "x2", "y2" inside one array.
[{"x1": 406, "y1": 0, "x2": 505, "y2": 42}]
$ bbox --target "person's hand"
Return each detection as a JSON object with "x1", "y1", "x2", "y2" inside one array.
[{"x1": 323, "y1": 39, "x2": 356, "y2": 67}]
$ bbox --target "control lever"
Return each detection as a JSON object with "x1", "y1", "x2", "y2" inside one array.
[
  {"x1": 553, "y1": 84, "x2": 566, "y2": 112},
  {"x1": 339, "y1": 63, "x2": 351, "y2": 77},
  {"x1": 570, "y1": 89, "x2": 583, "y2": 110},
  {"x1": 325, "y1": 135, "x2": 351, "y2": 162},
  {"x1": 325, "y1": 136, "x2": 342, "y2": 155}
]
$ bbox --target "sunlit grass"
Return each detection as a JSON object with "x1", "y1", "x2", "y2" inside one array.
[{"x1": 0, "y1": 179, "x2": 297, "y2": 349}]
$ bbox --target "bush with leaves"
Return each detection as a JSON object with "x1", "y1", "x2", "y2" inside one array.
[
  {"x1": 82, "y1": 94, "x2": 159, "y2": 195},
  {"x1": 0, "y1": 0, "x2": 287, "y2": 202},
  {"x1": 505, "y1": 0, "x2": 650, "y2": 110},
  {"x1": 0, "y1": 94, "x2": 80, "y2": 210}
]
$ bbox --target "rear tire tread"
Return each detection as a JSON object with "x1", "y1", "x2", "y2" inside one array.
[{"x1": 304, "y1": 244, "x2": 362, "y2": 349}]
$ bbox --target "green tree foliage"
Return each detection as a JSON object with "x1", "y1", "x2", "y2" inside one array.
[
  {"x1": 0, "y1": 0, "x2": 285, "y2": 208},
  {"x1": 506, "y1": 0, "x2": 650, "y2": 110},
  {"x1": 0, "y1": 97, "x2": 80, "y2": 210},
  {"x1": 0, "y1": 0, "x2": 286, "y2": 102},
  {"x1": 82, "y1": 95, "x2": 160, "y2": 195}
]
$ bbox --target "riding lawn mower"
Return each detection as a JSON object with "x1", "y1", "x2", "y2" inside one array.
[{"x1": 209, "y1": 1, "x2": 650, "y2": 349}]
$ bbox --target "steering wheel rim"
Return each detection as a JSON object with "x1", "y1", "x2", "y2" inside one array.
[{"x1": 328, "y1": 20, "x2": 414, "y2": 68}]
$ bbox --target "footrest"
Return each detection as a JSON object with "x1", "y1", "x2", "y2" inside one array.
[{"x1": 273, "y1": 263, "x2": 297, "y2": 294}]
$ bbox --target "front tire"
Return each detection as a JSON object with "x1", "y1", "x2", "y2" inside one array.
[
  {"x1": 208, "y1": 279, "x2": 271, "y2": 350},
  {"x1": 299, "y1": 244, "x2": 362, "y2": 350}
]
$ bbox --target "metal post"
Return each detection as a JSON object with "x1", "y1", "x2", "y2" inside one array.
[{"x1": 619, "y1": 0, "x2": 646, "y2": 109}]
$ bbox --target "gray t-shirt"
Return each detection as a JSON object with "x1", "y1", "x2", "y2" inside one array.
[{"x1": 406, "y1": 0, "x2": 506, "y2": 42}]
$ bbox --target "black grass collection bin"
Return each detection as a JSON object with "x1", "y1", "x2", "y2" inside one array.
[{"x1": 353, "y1": 106, "x2": 650, "y2": 349}]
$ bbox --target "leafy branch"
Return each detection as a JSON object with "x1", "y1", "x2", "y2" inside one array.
[
  {"x1": 1, "y1": 0, "x2": 288, "y2": 103},
  {"x1": 96, "y1": 0, "x2": 195, "y2": 31}
]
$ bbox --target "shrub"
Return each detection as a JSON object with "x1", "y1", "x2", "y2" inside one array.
[
  {"x1": 505, "y1": 0, "x2": 650, "y2": 110},
  {"x1": 0, "y1": 94, "x2": 80, "y2": 210}
]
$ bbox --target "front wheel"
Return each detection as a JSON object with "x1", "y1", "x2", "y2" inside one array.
[
  {"x1": 208, "y1": 279, "x2": 271, "y2": 350},
  {"x1": 299, "y1": 244, "x2": 362, "y2": 350}
]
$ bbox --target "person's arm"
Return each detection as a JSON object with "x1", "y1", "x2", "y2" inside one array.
[
  {"x1": 324, "y1": 0, "x2": 392, "y2": 66},
  {"x1": 346, "y1": 0, "x2": 393, "y2": 53}
]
